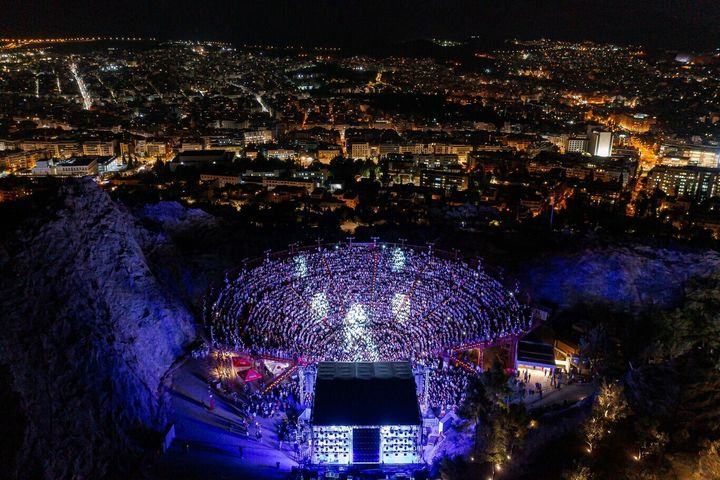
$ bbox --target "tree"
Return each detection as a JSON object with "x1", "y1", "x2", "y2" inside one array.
[
  {"x1": 657, "y1": 274, "x2": 720, "y2": 369},
  {"x1": 483, "y1": 359, "x2": 513, "y2": 403},
  {"x1": 692, "y1": 440, "x2": 720, "y2": 480},
  {"x1": 459, "y1": 374, "x2": 492, "y2": 457},
  {"x1": 579, "y1": 324, "x2": 611, "y2": 376},
  {"x1": 625, "y1": 352, "x2": 720, "y2": 451},
  {"x1": 583, "y1": 381, "x2": 630, "y2": 454},
  {"x1": 485, "y1": 402, "x2": 527, "y2": 472},
  {"x1": 485, "y1": 419, "x2": 510, "y2": 470},
  {"x1": 632, "y1": 417, "x2": 668, "y2": 462},
  {"x1": 458, "y1": 360, "x2": 527, "y2": 471},
  {"x1": 563, "y1": 464, "x2": 593, "y2": 480},
  {"x1": 504, "y1": 402, "x2": 529, "y2": 457}
]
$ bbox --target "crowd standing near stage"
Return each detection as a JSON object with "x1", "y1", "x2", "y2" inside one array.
[
  {"x1": 206, "y1": 244, "x2": 531, "y2": 363},
  {"x1": 243, "y1": 382, "x2": 297, "y2": 419},
  {"x1": 425, "y1": 361, "x2": 474, "y2": 414}
]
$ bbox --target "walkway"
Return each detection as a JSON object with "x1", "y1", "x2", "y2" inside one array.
[{"x1": 155, "y1": 359, "x2": 297, "y2": 479}]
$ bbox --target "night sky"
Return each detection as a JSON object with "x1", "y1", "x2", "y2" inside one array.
[{"x1": 0, "y1": 0, "x2": 719, "y2": 50}]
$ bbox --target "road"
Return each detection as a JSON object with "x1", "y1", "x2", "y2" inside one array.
[
  {"x1": 227, "y1": 81, "x2": 271, "y2": 115},
  {"x1": 69, "y1": 61, "x2": 92, "y2": 110},
  {"x1": 626, "y1": 136, "x2": 660, "y2": 216},
  {"x1": 155, "y1": 359, "x2": 296, "y2": 480},
  {"x1": 54, "y1": 70, "x2": 62, "y2": 94}
]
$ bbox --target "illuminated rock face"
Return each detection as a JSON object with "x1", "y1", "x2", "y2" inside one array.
[
  {"x1": 0, "y1": 179, "x2": 196, "y2": 479},
  {"x1": 519, "y1": 244, "x2": 720, "y2": 312}
]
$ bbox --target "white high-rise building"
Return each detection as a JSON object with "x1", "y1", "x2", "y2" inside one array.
[{"x1": 589, "y1": 130, "x2": 613, "y2": 157}]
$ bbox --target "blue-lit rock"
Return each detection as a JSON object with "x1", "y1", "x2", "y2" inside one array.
[
  {"x1": 134, "y1": 200, "x2": 225, "y2": 305},
  {"x1": 519, "y1": 244, "x2": 720, "y2": 311},
  {"x1": 136, "y1": 200, "x2": 218, "y2": 235},
  {"x1": 0, "y1": 179, "x2": 196, "y2": 479}
]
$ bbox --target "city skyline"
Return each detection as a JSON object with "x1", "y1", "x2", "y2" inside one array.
[{"x1": 1, "y1": 0, "x2": 720, "y2": 51}]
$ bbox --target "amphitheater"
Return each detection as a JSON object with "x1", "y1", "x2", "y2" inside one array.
[{"x1": 206, "y1": 242, "x2": 531, "y2": 363}]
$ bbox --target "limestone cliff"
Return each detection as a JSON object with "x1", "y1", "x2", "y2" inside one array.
[
  {"x1": 518, "y1": 244, "x2": 720, "y2": 312},
  {"x1": 0, "y1": 179, "x2": 196, "y2": 479}
]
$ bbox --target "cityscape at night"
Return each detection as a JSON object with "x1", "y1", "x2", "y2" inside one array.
[{"x1": 1, "y1": 2, "x2": 720, "y2": 479}]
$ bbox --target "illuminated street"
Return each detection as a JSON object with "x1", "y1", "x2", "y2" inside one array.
[{"x1": 69, "y1": 61, "x2": 92, "y2": 110}]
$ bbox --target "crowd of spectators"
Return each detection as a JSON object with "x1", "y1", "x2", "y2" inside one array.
[
  {"x1": 244, "y1": 382, "x2": 296, "y2": 419},
  {"x1": 206, "y1": 244, "x2": 531, "y2": 362},
  {"x1": 424, "y1": 361, "x2": 474, "y2": 413}
]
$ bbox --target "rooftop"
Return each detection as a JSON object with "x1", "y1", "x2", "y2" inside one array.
[
  {"x1": 312, "y1": 362, "x2": 421, "y2": 427},
  {"x1": 517, "y1": 340, "x2": 556, "y2": 367},
  {"x1": 57, "y1": 156, "x2": 98, "y2": 166}
]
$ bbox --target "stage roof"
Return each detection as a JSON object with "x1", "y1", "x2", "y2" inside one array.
[
  {"x1": 312, "y1": 362, "x2": 422, "y2": 426},
  {"x1": 517, "y1": 340, "x2": 556, "y2": 367}
]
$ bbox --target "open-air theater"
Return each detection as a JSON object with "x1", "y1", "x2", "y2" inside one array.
[{"x1": 204, "y1": 241, "x2": 536, "y2": 467}]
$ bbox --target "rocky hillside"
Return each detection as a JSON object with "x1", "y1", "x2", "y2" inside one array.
[
  {"x1": 518, "y1": 244, "x2": 720, "y2": 312},
  {"x1": 135, "y1": 200, "x2": 228, "y2": 307},
  {"x1": 0, "y1": 179, "x2": 196, "y2": 479}
]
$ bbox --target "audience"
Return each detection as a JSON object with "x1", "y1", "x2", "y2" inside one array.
[{"x1": 206, "y1": 244, "x2": 530, "y2": 364}]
